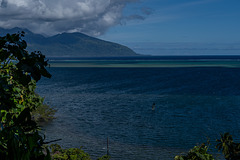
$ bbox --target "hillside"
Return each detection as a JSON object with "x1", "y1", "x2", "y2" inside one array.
[{"x1": 0, "y1": 28, "x2": 138, "y2": 57}]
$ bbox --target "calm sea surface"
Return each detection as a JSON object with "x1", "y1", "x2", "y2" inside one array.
[{"x1": 37, "y1": 56, "x2": 240, "y2": 160}]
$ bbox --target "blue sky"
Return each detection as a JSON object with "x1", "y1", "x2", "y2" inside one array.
[
  {"x1": 99, "y1": 0, "x2": 240, "y2": 55},
  {"x1": 100, "y1": 0, "x2": 240, "y2": 43}
]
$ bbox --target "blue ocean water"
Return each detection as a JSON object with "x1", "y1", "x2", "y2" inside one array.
[{"x1": 37, "y1": 64, "x2": 240, "y2": 159}]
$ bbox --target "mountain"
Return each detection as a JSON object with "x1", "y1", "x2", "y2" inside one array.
[{"x1": 0, "y1": 28, "x2": 138, "y2": 57}]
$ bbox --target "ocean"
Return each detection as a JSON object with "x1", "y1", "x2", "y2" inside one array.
[{"x1": 36, "y1": 56, "x2": 240, "y2": 160}]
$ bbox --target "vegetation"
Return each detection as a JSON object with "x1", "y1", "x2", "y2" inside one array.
[
  {"x1": 50, "y1": 144, "x2": 91, "y2": 160},
  {"x1": 175, "y1": 143, "x2": 214, "y2": 160},
  {"x1": 32, "y1": 98, "x2": 56, "y2": 123},
  {"x1": 0, "y1": 32, "x2": 109, "y2": 160},
  {"x1": 0, "y1": 32, "x2": 52, "y2": 159},
  {"x1": 175, "y1": 133, "x2": 240, "y2": 160},
  {"x1": 49, "y1": 144, "x2": 110, "y2": 160},
  {"x1": 216, "y1": 133, "x2": 240, "y2": 160}
]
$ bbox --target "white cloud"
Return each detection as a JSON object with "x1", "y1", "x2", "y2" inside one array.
[{"x1": 0, "y1": 0, "x2": 141, "y2": 36}]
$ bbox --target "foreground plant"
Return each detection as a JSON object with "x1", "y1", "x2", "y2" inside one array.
[
  {"x1": 0, "y1": 32, "x2": 51, "y2": 159},
  {"x1": 216, "y1": 132, "x2": 240, "y2": 160},
  {"x1": 175, "y1": 143, "x2": 214, "y2": 160},
  {"x1": 174, "y1": 133, "x2": 240, "y2": 160},
  {"x1": 49, "y1": 144, "x2": 110, "y2": 160},
  {"x1": 50, "y1": 144, "x2": 91, "y2": 160}
]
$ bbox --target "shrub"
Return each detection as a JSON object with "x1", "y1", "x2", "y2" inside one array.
[
  {"x1": 175, "y1": 143, "x2": 214, "y2": 160},
  {"x1": 32, "y1": 97, "x2": 57, "y2": 123},
  {"x1": 50, "y1": 144, "x2": 91, "y2": 160}
]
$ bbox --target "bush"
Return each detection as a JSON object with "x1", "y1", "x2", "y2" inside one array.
[
  {"x1": 97, "y1": 155, "x2": 111, "y2": 160},
  {"x1": 49, "y1": 144, "x2": 111, "y2": 160},
  {"x1": 32, "y1": 98, "x2": 57, "y2": 123},
  {"x1": 50, "y1": 144, "x2": 91, "y2": 160},
  {"x1": 175, "y1": 143, "x2": 214, "y2": 160}
]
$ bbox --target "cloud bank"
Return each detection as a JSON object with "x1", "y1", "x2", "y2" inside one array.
[{"x1": 0, "y1": 0, "x2": 144, "y2": 36}]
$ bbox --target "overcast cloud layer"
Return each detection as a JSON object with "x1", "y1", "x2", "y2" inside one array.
[{"x1": 0, "y1": 0, "x2": 145, "y2": 36}]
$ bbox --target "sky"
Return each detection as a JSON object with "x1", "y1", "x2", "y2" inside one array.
[{"x1": 1, "y1": 0, "x2": 240, "y2": 55}]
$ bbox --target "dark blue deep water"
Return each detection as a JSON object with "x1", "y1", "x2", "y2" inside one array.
[{"x1": 37, "y1": 66, "x2": 240, "y2": 160}]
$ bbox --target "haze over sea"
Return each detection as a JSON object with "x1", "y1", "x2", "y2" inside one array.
[{"x1": 36, "y1": 56, "x2": 240, "y2": 160}]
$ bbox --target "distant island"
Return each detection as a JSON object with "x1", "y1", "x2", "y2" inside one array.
[{"x1": 0, "y1": 27, "x2": 138, "y2": 57}]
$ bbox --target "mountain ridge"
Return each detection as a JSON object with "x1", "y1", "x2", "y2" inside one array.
[{"x1": 0, "y1": 27, "x2": 138, "y2": 57}]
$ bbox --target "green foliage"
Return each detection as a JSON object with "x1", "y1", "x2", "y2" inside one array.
[
  {"x1": 174, "y1": 133, "x2": 240, "y2": 160},
  {"x1": 175, "y1": 143, "x2": 214, "y2": 160},
  {"x1": 32, "y1": 98, "x2": 57, "y2": 123},
  {"x1": 0, "y1": 32, "x2": 108, "y2": 160},
  {"x1": 0, "y1": 32, "x2": 51, "y2": 159},
  {"x1": 50, "y1": 144, "x2": 91, "y2": 160},
  {"x1": 97, "y1": 155, "x2": 111, "y2": 160},
  {"x1": 49, "y1": 144, "x2": 111, "y2": 160},
  {"x1": 216, "y1": 133, "x2": 240, "y2": 160}
]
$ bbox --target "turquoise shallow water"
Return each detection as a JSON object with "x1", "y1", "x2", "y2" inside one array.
[
  {"x1": 37, "y1": 60, "x2": 240, "y2": 159},
  {"x1": 49, "y1": 59, "x2": 240, "y2": 68}
]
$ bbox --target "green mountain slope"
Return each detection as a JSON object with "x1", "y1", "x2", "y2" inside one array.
[{"x1": 0, "y1": 28, "x2": 138, "y2": 57}]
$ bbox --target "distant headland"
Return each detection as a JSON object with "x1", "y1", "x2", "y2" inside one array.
[{"x1": 0, "y1": 27, "x2": 138, "y2": 57}]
